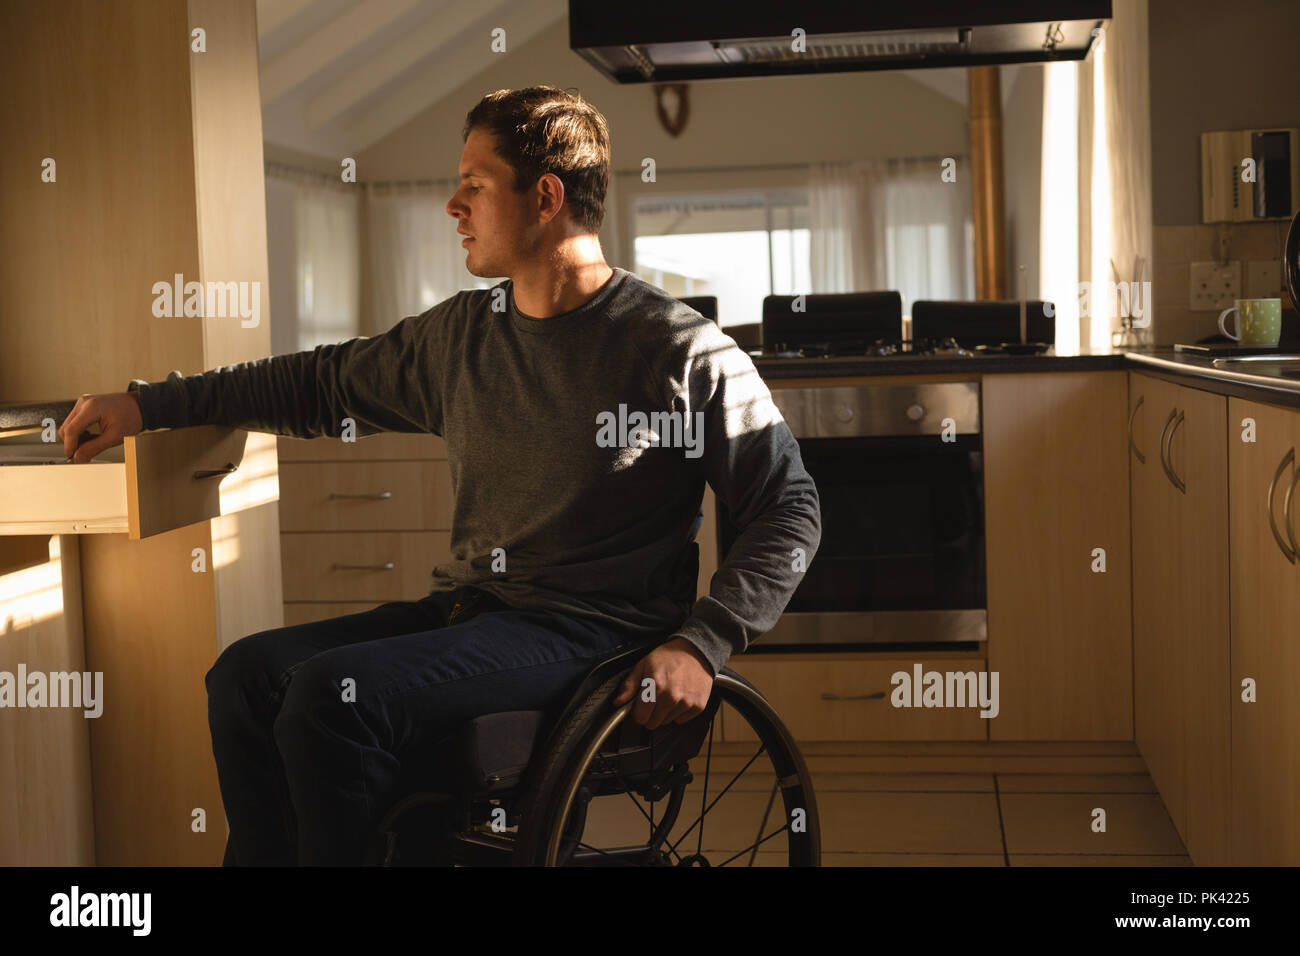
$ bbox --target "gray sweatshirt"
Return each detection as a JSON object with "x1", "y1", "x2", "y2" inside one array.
[{"x1": 128, "y1": 267, "x2": 821, "y2": 675}]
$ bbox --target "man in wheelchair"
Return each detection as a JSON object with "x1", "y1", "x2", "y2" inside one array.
[{"x1": 66, "y1": 85, "x2": 820, "y2": 865}]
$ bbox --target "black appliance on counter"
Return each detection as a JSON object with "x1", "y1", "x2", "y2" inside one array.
[
  {"x1": 912, "y1": 299, "x2": 1055, "y2": 349},
  {"x1": 1287, "y1": 207, "x2": 1300, "y2": 317},
  {"x1": 679, "y1": 295, "x2": 718, "y2": 324},
  {"x1": 754, "y1": 294, "x2": 1057, "y2": 357},
  {"x1": 761, "y1": 290, "x2": 902, "y2": 356}
]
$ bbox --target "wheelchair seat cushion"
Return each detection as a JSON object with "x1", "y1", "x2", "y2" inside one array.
[{"x1": 427, "y1": 710, "x2": 547, "y2": 794}]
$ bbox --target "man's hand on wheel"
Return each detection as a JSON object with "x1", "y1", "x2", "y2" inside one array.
[
  {"x1": 59, "y1": 392, "x2": 143, "y2": 463},
  {"x1": 612, "y1": 637, "x2": 715, "y2": 730}
]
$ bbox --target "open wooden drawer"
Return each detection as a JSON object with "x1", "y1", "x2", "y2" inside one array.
[{"x1": 0, "y1": 425, "x2": 257, "y2": 538}]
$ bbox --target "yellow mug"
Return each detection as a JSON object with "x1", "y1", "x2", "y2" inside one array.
[{"x1": 1218, "y1": 298, "x2": 1282, "y2": 346}]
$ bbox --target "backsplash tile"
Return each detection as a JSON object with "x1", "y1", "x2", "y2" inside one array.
[{"x1": 1151, "y1": 222, "x2": 1292, "y2": 345}]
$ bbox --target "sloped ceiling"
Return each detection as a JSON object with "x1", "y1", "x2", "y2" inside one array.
[
  {"x1": 257, "y1": 0, "x2": 1026, "y2": 157},
  {"x1": 898, "y1": 64, "x2": 1027, "y2": 111},
  {"x1": 257, "y1": 0, "x2": 566, "y2": 155}
]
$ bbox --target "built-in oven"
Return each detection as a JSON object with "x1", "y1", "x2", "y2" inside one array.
[{"x1": 718, "y1": 382, "x2": 986, "y2": 648}]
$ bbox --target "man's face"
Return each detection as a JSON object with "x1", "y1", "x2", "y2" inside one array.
[{"x1": 446, "y1": 128, "x2": 538, "y2": 278}]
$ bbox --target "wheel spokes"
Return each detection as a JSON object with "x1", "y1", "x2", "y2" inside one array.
[
  {"x1": 538, "y1": 674, "x2": 816, "y2": 867},
  {"x1": 664, "y1": 742, "x2": 768, "y2": 857},
  {"x1": 715, "y1": 821, "x2": 791, "y2": 867}
]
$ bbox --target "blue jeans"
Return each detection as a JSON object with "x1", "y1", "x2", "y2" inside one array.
[{"x1": 205, "y1": 586, "x2": 640, "y2": 866}]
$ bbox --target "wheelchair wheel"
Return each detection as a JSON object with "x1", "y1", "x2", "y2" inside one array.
[{"x1": 512, "y1": 666, "x2": 820, "y2": 867}]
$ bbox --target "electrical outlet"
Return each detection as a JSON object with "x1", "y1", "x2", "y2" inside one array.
[
  {"x1": 1190, "y1": 260, "x2": 1241, "y2": 311},
  {"x1": 1246, "y1": 259, "x2": 1282, "y2": 298}
]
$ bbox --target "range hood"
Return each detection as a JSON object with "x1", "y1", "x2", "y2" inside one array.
[{"x1": 569, "y1": 0, "x2": 1111, "y2": 83}]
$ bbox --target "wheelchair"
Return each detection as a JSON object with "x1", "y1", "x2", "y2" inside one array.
[{"x1": 364, "y1": 637, "x2": 821, "y2": 867}]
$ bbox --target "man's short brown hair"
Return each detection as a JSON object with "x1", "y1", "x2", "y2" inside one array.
[{"x1": 462, "y1": 86, "x2": 610, "y2": 234}]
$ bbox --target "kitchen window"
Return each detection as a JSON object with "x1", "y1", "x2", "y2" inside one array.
[
  {"x1": 632, "y1": 190, "x2": 809, "y2": 330},
  {"x1": 632, "y1": 164, "x2": 975, "y2": 331}
]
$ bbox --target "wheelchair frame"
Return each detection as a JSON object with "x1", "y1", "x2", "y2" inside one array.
[{"x1": 368, "y1": 640, "x2": 822, "y2": 867}]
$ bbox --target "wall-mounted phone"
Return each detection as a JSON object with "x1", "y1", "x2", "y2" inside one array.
[{"x1": 1201, "y1": 128, "x2": 1300, "y2": 223}]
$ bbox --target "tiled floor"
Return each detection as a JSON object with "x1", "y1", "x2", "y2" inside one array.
[{"x1": 580, "y1": 741, "x2": 1192, "y2": 866}]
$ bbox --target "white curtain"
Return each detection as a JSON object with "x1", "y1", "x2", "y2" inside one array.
[
  {"x1": 1076, "y1": 0, "x2": 1153, "y2": 349},
  {"x1": 808, "y1": 157, "x2": 974, "y2": 308},
  {"x1": 365, "y1": 184, "x2": 494, "y2": 335},
  {"x1": 882, "y1": 157, "x2": 975, "y2": 305},
  {"x1": 808, "y1": 160, "x2": 885, "y2": 293},
  {"x1": 264, "y1": 169, "x2": 360, "y2": 354}
]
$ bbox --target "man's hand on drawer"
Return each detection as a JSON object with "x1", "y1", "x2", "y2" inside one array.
[{"x1": 59, "y1": 392, "x2": 143, "y2": 464}]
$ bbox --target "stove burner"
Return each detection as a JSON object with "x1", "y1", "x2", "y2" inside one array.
[{"x1": 759, "y1": 336, "x2": 976, "y2": 359}]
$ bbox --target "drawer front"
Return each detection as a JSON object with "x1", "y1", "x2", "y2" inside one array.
[
  {"x1": 281, "y1": 531, "x2": 451, "y2": 601},
  {"x1": 277, "y1": 433, "x2": 446, "y2": 462},
  {"x1": 279, "y1": 461, "x2": 452, "y2": 531},
  {"x1": 0, "y1": 425, "x2": 255, "y2": 538},
  {"x1": 724, "y1": 656, "x2": 991, "y2": 742}
]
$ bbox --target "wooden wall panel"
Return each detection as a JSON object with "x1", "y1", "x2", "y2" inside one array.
[
  {"x1": 0, "y1": 0, "x2": 204, "y2": 402},
  {"x1": 0, "y1": 535, "x2": 95, "y2": 865}
]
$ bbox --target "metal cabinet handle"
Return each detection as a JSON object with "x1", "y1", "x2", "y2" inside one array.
[
  {"x1": 1159, "y1": 408, "x2": 1177, "y2": 488},
  {"x1": 193, "y1": 462, "x2": 238, "y2": 479},
  {"x1": 821, "y1": 691, "x2": 886, "y2": 701},
  {"x1": 1268, "y1": 448, "x2": 1296, "y2": 563},
  {"x1": 328, "y1": 491, "x2": 393, "y2": 500},
  {"x1": 1285, "y1": 451, "x2": 1300, "y2": 561},
  {"x1": 1128, "y1": 395, "x2": 1146, "y2": 463},
  {"x1": 331, "y1": 562, "x2": 395, "y2": 571},
  {"x1": 1167, "y1": 410, "x2": 1187, "y2": 494}
]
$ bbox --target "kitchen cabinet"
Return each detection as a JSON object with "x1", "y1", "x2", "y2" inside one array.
[
  {"x1": 277, "y1": 432, "x2": 454, "y2": 623},
  {"x1": 0, "y1": 0, "x2": 282, "y2": 865},
  {"x1": 1129, "y1": 374, "x2": 1184, "y2": 840},
  {"x1": 0, "y1": 425, "x2": 255, "y2": 538},
  {"x1": 982, "y1": 371, "x2": 1132, "y2": 740},
  {"x1": 1129, "y1": 372, "x2": 1231, "y2": 865},
  {"x1": 1227, "y1": 397, "x2": 1300, "y2": 865},
  {"x1": 724, "y1": 652, "x2": 990, "y2": 742}
]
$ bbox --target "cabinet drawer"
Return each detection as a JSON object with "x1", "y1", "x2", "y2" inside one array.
[
  {"x1": 279, "y1": 461, "x2": 452, "y2": 531},
  {"x1": 280, "y1": 531, "x2": 451, "y2": 601},
  {"x1": 0, "y1": 425, "x2": 257, "y2": 539},
  {"x1": 724, "y1": 655, "x2": 991, "y2": 742},
  {"x1": 277, "y1": 432, "x2": 446, "y2": 462}
]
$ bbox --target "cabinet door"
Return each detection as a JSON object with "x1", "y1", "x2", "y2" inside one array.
[
  {"x1": 1129, "y1": 373, "x2": 1185, "y2": 841},
  {"x1": 1228, "y1": 398, "x2": 1300, "y2": 864},
  {"x1": 1170, "y1": 384, "x2": 1230, "y2": 865},
  {"x1": 984, "y1": 371, "x2": 1131, "y2": 740}
]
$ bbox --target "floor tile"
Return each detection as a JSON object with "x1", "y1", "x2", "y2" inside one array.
[
  {"x1": 1010, "y1": 854, "x2": 1193, "y2": 866},
  {"x1": 1000, "y1": 793, "x2": 1185, "y2": 855},
  {"x1": 996, "y1": 774, "x2": 1156, "y2": 793}
]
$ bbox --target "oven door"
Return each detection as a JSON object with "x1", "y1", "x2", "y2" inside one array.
[{"x1": 717, "y1": 386, "x2": 987, "y2": 648}]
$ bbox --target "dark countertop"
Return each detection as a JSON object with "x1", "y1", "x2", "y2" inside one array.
[
  {"x1": 753, "y1": 346, "x2": 1300, "y2": 410},
  {"x1": 752, "y1": 349, "x2": 1127, "y2": 378}
]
